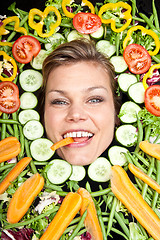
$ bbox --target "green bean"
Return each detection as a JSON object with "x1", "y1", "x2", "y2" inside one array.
[
  {"x1": 12, "y1": 112, "x2": 19, "y2": 140},
  {"x1": 98, "y1": 213, "x2": 108, "y2": 240},
  {"x1": 7, "y1": 124, "x2": 14, "y2": 136},
  {"x1": 141, "y1": 157, "x2": 155, "y2": 199},
  {"x1": 144, "y1": 125, "x2": 152, "y2": 141},
  {"x1": 134, "y1": 116, "x2": 143, "y2": 153},
  {"x1": 4, "y1": 206, "x2": 59, "y2": 229},
  {"x1": 131, "y1": 0, "x2": 136, "y2": 26},
  {"x1": 132, "y1": 16, "x2": 145, "y2": 23},
  {"x1": 28, "y1": 33, "x2": 49, "y2": 43},
  {"x1": 133, "y1": 152, "x2": 157, "y2": 176},
  {"x1": 34, "y1": 161, "x2": 50, "y2": 165},
  {"x1": 24, "y1": 138, "x2": 37, "y2": 174},
  {"x1": 138, "y1": 12, "x2": 157, "y2": 31},
  {"x1": 152, "y1": 54, "x2": 160, "y2": 63},
  {"x1": 1, "y1": 113, "x2": 7, "y2": 140},
  {"x1": 0, "y1": 163, "x2": 15, "y2": 172},
  {"x1": 152, "y1": 0, "x2": 159, "y2": 29},
  {"x1": 111, "y1": 227, "x2": 129, "y2": 240},
  {"x1": 0, "y1": 119, "x2": 20, "y2": 125},
  {"x1": 115, "y1": 33, "x2": 120, "y2": 56},
  {"x1": 107, "y1": 196, "x2": 117, "y2": 235},
  {"x1": 137, "y1": 222, "x2": 148, "y2": 238},
  {"x1": 18, "y1": 124, "x2": 25, "y2": 159},
  {"x1": 114, "y1": 211, "x2": 130, "y2": 238},
  {"x1": 68, "y1": 210, "x2": 87, "y2": 240},
  {"x1": 91, "y1": 187, "x2": 111, "y2": 198},
  {"x1": 44, "y1": 182, "x2": 63, "y2": 192},
  {"x1": 151, "y1": 160, "x2": 160, "y2": 210}
]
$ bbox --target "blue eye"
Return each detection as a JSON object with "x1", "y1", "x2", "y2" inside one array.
[
  {"x1": 51, "y1": 100, "x2": 68, "y2": 105},
  {"x1": 88, "y1": 97, "x2": 103, "y2": 103}
]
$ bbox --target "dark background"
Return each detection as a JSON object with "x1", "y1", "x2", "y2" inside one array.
[{"x1": 1, "y1": 0, "x2": 160, "y2": 20}]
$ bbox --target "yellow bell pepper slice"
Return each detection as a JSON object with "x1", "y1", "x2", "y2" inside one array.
[
  {"x1": 0, "y1": 51, "x2": 17, "y2": 82},
  {"x1": 0, "y1": 16, "x2": 27, "y2": 36},
  {"x1": 0, "y1": 42, "x2": 13, "y2": 47},
  {"x1": 98, "y1": 2, "x2": 132, "y2": 33},
  {"x1": 123, "y1": 25, "x2": 160, "y2": 56},
  {"x1": 62, "y1": 0, "x2": 95, "y2": 18},
  {"x1": 142, "y1": 63, "x2": 160, "y2": 90},
  {"x1": 28, "y1": 6, "x2": 61, "y2": 38}
]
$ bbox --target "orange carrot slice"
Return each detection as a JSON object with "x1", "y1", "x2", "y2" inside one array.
[
  {"x1": 50, "y1": 137, "x2": 74, "y2": 151},
  {"x1": 139, "y1": 140, "x2": 160, "y2": 160},
  {"x1": 77, "y1": 187, "x2": 103, "y2": 240},
  {"x1": 129, "y1": 163, "x2": 160, "y2": 194},
  {"x1": 0, "y1": 136, "x2": 21, "y2": 163},
  {"x1": 0, "y1": 157, "x2": 32, "y2": 194},
  {"x1": 7, "y1": 173, "x2": 44, "y2": 224},
  {"x1": 40, "y1": 192, "x2": 82, "y2": 240},
  {"x1": 111, "y1": 165, "x2": 160, "y2": 240}
]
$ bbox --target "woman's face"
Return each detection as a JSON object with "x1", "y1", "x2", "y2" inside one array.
[{"x1": 44, "y1": 61, "x2": 115, "y2": 165}]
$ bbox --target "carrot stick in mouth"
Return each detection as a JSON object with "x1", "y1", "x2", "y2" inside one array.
[{"x1": 50, "y1": 137, "x2": 74, "y2": 151}]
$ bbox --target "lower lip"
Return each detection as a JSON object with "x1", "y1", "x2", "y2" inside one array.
[{"x1": 67, "y1": 137, "x2": 93, "y2": 148}]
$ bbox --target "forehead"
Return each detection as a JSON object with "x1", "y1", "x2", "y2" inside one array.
[{"x1": 46, "y1": 61, "x2": 111, "y2": 90}]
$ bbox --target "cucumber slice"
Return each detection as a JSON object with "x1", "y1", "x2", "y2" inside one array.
[
  {"x1": 19, "y1": 69, "x2": 43, "y2": 92},
  {"x1": 46, "y1": 159, "x2": 72, "y2": 184},
  {"x1": 20, "y1": 92, "x2": 38, "y2": 109},
  {"x1": 128, "y1": 82, "x2": 145, "y2": 104},
  {"x1": 69, "y1": 165, "x2": 86, "y2": 181},
  {"x1": 18, "y1": 109, "x2": 40, "y2": 125},
  {"x1": 119, "y1": 101, "x2": 141, "y2": 123},
  {"x1": 110, "y1": 56, "x2": 128, "y2": 73},
  {"x1": 108, "y1": 145, "x2": 128, "y2": 166},
  {"x1": 67, "y1": 30, "x2": 90, "y2": 42},
  {"x1": 96, "y1": 40, "x2": 116, "y2": 58},
  {"x1": 31, "y1": 49, "x2": 48, "y2": 70},
  {"x1": 23, "y1": 120, "x2": 44, "y2": 140},
  {"x1": 118, "y1": 73, "x2": 137, "y2": 92},
  {"x1": 88, "y1": 157, "x2": 111, "y2": 182},
  {"x1": 115, "y1": 124, "x2": 138, "y2": 147},
  {"x1": 45, "y1": 33, "x2": 66, "y2": 51},
  {"x1": 90, "y1": 26, "x2": 104, "y2": 40},
  {"x1": 30, "y1": 138, "x2": 54, "y2": 161}
]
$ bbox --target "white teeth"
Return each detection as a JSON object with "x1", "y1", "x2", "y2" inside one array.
[{"x1": 64, "y1": 131, "x2": 93, "y2": 138}]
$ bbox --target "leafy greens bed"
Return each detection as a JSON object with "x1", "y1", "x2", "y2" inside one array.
[{"x1": 1, "y1": 0, "x2": 160, "y2": 239}]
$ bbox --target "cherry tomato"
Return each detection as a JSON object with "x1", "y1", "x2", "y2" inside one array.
[
  {"x1": 144, "y1": 85, "x2": 160, "y2": 116},
  {"x1": 123, "y1": 44, "x2": 151, "y2": 74},
  {"x1": 0, "y1": 81, "x2": 20, "y2": 114},
  {"x1": 73, "y1": 12, "x2": 102, "y2": 34},
  {"x1": 12, "y1": 35, "x2": 41, "y2": 64}
]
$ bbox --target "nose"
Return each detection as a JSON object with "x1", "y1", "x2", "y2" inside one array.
[{"x1": 66, "y1": 104, "x2": 88, "y2": 123}]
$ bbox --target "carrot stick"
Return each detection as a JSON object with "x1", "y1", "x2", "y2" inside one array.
[
  {"x1": 0, "y1": 157, "x2": 32, "y2": 194},
  {"x1": 111, "y1": 165, "x2": 160, "y2": 240},
  {"x1": 40, "y1": 192, "x2": 82, "y2": 240},
  {"x1": 0, "y1": 136, "x2": 21, "y2": 163},
  {"x1": 129, "y1": 163, "x2": 160, "y2": 194},
  {"x1": 50, "y1": 137, "x2": 74, "y2": 151},
  {"x1": 7, "y1": 173, "x2": 44, "y2": 224},
  {"x1": 77, "y1": 187, "x2": 103, "y2": 240},
  {"x1": 139, "y1": 140, "x2": 160, "y2": 160}
]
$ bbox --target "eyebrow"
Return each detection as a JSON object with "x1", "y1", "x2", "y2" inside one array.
[{"x1": 47, "y1": 86, "x2": 109, "y2": 95}]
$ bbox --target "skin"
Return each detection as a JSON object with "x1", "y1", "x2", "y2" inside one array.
[{"x1": 44, "y1": 61, "x2": 116, "y2": 166}]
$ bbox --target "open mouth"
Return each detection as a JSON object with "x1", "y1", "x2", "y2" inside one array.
[{"x1": 63, "y1": 131, "x2": 94, "y2": 143}]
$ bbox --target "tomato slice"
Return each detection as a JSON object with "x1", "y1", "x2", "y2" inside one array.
[
  {"x1": 144, "y1": 85, "x2": 160, "y2": 116},
  {"x1": 123, "y1": 44, "x2": 151, "y2": 74},
  {"x1": 73, "y1": 12, "x2": 101, "y2": 34},
  {"x1": 12, "y1": 35, "x2": 41, "y2": 64},
  {"x1": 0, "y1": 82, "x2": 20, "y2": 114}
]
